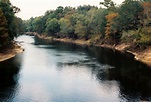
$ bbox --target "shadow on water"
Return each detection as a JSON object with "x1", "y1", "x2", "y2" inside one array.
[
  {"x1": 0, "y1": 55, "x2": 22, "y2": 102},
  {"x1": 34, "y1": 36, "x2": 87, "y2": 53},
  {"x1": 88, "y1": 47, "x2": 151, "y2": 101},
  {"x1": 35, "y1": 36, "x2": 151, "y2": 101}
]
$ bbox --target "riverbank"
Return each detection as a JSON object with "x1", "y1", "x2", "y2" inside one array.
[
  {"x1": 115, "y1": 44, "x2": 151, "y2": 66},
  {"x1": 35, "y1": 34, "x2": 151, "y2": 67},
  {"x1": 0, "y1": 42, "x2": 24, "y2": 62}
]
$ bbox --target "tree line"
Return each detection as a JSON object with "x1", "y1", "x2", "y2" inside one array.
[
  {"x1": 25, "y1": 0, "x2": 151, "y2": 48},
  {"x1": 1, "y1": 0, "x2": 151, "y2": 49},
  {"x1": 0, "y1": 0, "x2": 24, "y2": 48}
]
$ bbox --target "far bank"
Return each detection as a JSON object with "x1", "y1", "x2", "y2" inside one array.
[{"x1": 34, "y1": 34, "x2": 151, "y2": 67}]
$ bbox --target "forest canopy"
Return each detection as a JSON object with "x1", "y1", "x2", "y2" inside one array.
[
  {"x1": 1, "y1": 0, "x2": 151, "y2": 49},
  {"x1": 0, "y1": 0, "x2": 24, "y2": 48},
  {"x1": 24, "y1": 0, "x2": 151, "y2": 48}
]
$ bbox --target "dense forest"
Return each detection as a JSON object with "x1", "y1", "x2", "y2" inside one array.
[
  {"x1": 24, "y1": 0, "x2": 151, "y2": 50},
  {"x1": 0, "y1": 0, "x2": 24, "y2": 48},
  {"x1": 1, "y1": 0, "x2": 151, "y2": 50}
]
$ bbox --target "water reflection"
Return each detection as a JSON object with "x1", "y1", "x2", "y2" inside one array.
[
  {"x1": 89, "y1": 46, "x2": 151, "y2": 101},
  {"x1": 1, "y1": 35, "x2": 151, "y2": 102},
  {"x1": 0, "y1": 55, "x2": 22, "y2": 102},
  {"x1": 35, "y1": 36, "x2": 151, "y2": 101},
  {"x1": 33, "y1": 37, "x2": 124, "y2": 102}
]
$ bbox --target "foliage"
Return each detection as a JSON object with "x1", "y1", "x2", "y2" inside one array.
[
  {"x1": 59, "y1": 18, "x2": 72, "y2": 37},
  {"x1": 141, "y1": 2, "x2": 151, "y2": 26},
  {"x1": 24, "y1": 0, "x2": 151, "y2": 47},
  {"x1": 14, "y1": 17, "x2": 26, "y2": 34},
  {"x1": 137, "y1": 34, "x2": 151, "y2": 46},
  {"x1": 92, "y1": 9, "x2": 108, "y2": 38},
  {"x1": 117, "y1": 0, "x2": 144, "y2": 31},
  {"x1": 0, "y1": 8, "x2": 9, "y2": 47},
  {"x1": 105, "y1": 12, "x2": 118, "y2": 37},
  {"x1": 32, "y1": 17, "x2": 45, "y2": 34},
  {"x1": 0, "y1": 0, "x2": 23, "y2": 48},
  {"x1": 121, "y1": 27, "x2": 151, "y2": 47},
  {"x1": 121, "y1": 30, "x2": 140, "y2": 43},
  {"x1": 45, "y1": 18, "x2": 60, "y2": 36},
  {"x1": 100, "y1": 0, "x2": 116, "y2": 11},
  {"x1": 0, "y1": 0, "x2": 21, "y2": 39},
  {"x1": 137, "y1": 27, "x2": 151, "y2": 46}
]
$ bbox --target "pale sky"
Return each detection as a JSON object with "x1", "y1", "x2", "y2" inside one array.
[{"x1": 10, "y1": 0, "x2": 124, "y2": 20}]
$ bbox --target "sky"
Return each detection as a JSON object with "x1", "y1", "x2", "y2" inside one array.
[{"x1": 10, "y1": 0, "x2": 124, "y2": 20}]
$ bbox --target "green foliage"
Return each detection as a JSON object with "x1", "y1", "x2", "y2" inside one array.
[
  {"x1": 59, "y1": 18, "x2": 72, "y2": 37},
  {"x1": 77, "y1": 5, "x2": 98, "y2": 14},
  {"x1": 0, "y1": 8, "x2": 9, "y2": 47},
  {"x1": 121, "y1": 27, "x2": 151, "y2": 47},
  {"x1": 0, "y1": 0, "x2": 16, "y2": 39},
  {"x1": 24, "y1": 1, "x2": 151, "y2": 48},
  {"x1": 121, "y1": 30, "x2": 140, "y2": 43},
  {"x1": 74, "y1": 21, "x2": 86, "y2": 39},
  {"x1": 45, "y1": 18, "x2": 60, "y2": 36},
  {"x1": 117, "y1": 0, "x2": 144, "y2": 31},
  {"x1": 137, "y1": 34, "x2": 151, "y2": 46},
  {"x1": 25, "y1": 17, "x2": 34, "y2": 32},
  {"x1": 143, "y1": 0, "x2": 151, "y2": 2},
  {"x1": 137, "y1": 27, "x2": 151, "y2": 46},
  {"x1": 54, "y1": 6, "x2": 64, "y2": 19},
  {"x1": 14, "y1": 17, "x2": 26, "y2": 34},
  {"x1": 100, "y1": 0, "x2": 116, "y2": 11},
  {"x1": 92, "y1": 9, "x2": 108, "y2": 38},
  {"x1": 0, "y1": 0, "x2": 23, "y2": 48},
  {"x1": 32, "y1": 17, "x2": 45, "y2": 34}
]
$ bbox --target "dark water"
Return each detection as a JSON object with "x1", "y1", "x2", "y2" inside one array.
[{"x1": 0, "y1": 35, "x2": 151, "y2": 102}]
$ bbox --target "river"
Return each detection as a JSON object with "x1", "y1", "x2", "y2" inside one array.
[{"x1": 0, "y1": 35, "x2": 151, "y2": 102}]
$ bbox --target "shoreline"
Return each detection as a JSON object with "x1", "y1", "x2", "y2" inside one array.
[
  {"x1": 0, "y1": 43, "x2": 24, "y2": 62},
  {"x1": 35, "y1": 34, "x2": 151, "y2": 67}
]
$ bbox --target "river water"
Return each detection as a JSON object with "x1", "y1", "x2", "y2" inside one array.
[{"x1": 0, "y1": 35, "x2": 151, "y2": 102}]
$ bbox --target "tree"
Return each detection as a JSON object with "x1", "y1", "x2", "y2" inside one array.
[
  {"x1": 54, "y1": 6, "x2": 64, "y2": 19},
  {"x1": 74, "y1": 21, "x2": 86, "y2": 39},
  {"x1": 0, "y1": 8, "x2": 9, "y2": 47},
  {"x1": 71, "y1": 13, "x2": 87, "y2": 39},
  {"x1": 45, "y1": 18, "x2": 60, "y2": 36},
  {"x1": 100, "y1": 0, "x2": 116, "y2": 11},
  {"x1": 92, "y1": 9, "x2": 109, "y2": 38},
  {"x1": 59, "y1": 18, "x2": 72, "y2": 37},
  {"x1": 0, "y1": 0, "x2": 20, "y2": 39},
  {"x1": 63, "y1": 6, "x2": 75, "y2": 16},
  {"x1": 32, "y1": 17, "x2": 45, "y2": 34},
  {"x1": 117, "y1": 0, "x2": 144, "y2": 31},
  {"x1": 14, "y1": 17, "x2": 25, "y2": 34},
  {"x1": 84, "y1": 8, "x2": 98, "y2": 39},
  {"x1": 77, "y1": 5, "x2": 97, "y2": 14},
  {"x1": 105, "y1": 12, "x2": 118, "y2": 37},
  {"x1": 142, "y1": 2, "x2": 151, "y2": 26}
]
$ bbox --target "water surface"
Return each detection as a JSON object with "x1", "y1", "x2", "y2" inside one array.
[{"x1": 0, "y1": 35, "x2": 151, "y2": 102}]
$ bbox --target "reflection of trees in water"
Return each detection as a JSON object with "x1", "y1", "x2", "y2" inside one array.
[
  {"x1": 106, "y1": 63, "x2": 151, "y2": 101},
  {"x1": 0, "y1": 56, "x2": 21, "y2": 101},
  {"x1": 91, "y1": 46, "x2": 151, "y2": 101},
  {"x1": 34, "y1": 38, "x2": 151, "y2": 101}
]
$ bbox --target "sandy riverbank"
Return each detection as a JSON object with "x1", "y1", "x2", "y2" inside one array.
[
  {"x1": 0, "y1": 43, "x2": 24, "y2": 62},
  {"x1": 35, "y1": 34, "x2": 151, "y2": 67},
  {"x1": 114, "y1": 44, "x2": 151, "y2": 66}
]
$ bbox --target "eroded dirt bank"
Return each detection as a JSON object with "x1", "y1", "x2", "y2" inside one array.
[
  {"x1": 0, "y1": 42, "x2": 24, "y2": 62},
  {"x1": 35, "y1": 34, "x2": 151, "y2": 67}
]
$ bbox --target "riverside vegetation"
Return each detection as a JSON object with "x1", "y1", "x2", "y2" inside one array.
[
  {"x1": 1, "y1": 0, "x2": 151, "y2": 65},
  {"x1": 24, "y1": 0, "x2": 151, "y2": 66},
  {"x1": 0, "y1": 0, "x2": 24, "y2": 61}
]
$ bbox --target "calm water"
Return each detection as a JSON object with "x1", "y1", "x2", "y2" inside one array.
[{"x1": 0, "y1": 35, "x2": 151, "y2": 102}]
